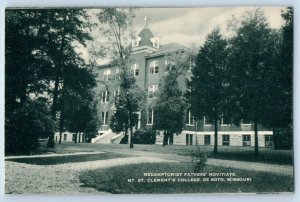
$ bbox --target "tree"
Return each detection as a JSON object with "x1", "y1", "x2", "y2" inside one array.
[
  {"x1": 261, "y1": 7, "x2": 293, "y2": 149},
  {"x1": 62, "y1": 67, "x2": 97, "y2": 143},
  {"x1": 187, "y1": 28, "x2": 229, "y2": 154},
  {"x1": 228, "y1": 9, "x2": 277, "y2": 157},
  {"x1": 153, "y1": 52, "x2": 191, "y2": 146},
  {"x1": 96, "y1": 8, "x2": 146, "y2": 148},
  {"x1": 5, "y1": 10, "x2": 55, "y2": 153},
  {"x1": 41, "y1": 9, "x2": 92, "y2": 147}
]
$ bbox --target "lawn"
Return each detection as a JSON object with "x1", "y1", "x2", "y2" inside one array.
[
  {"x1": 6, "y1": 152, "x2": 132, "y2": 165},
  {"x1": 79, "y1": 162, "x2": 294, "y2": 194},
  {"x1": 35, "y1": 142, "x2": 293, "y2": 165}
]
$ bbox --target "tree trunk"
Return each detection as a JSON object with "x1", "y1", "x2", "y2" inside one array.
[
  {"x1": 74, "y1": 132, "x2": 78, "y2": 144},
  {"x1": 47, "y1": 14, "x2": 67, "y2": 148},
  {"x1": 273, "y1": 128, "x2": 279, "y2": 150},
  {"x1": 163, "y1": 131, "x2": 168, "y2": 146},
  {"x1": 254, "y1": 120, "x2": 259, "y2": 159},
  {"x1": 129, "y1": 110, "x2": 134, "y2": 148},
  {"x1": 169, "y1": 133, "x2": 174, "y2": 145},
  {"x1": 78, "y1": 133, "x2": 81, "y2": 143},
  {"x1": 213, "y1": 118, "x2": 218, "y2": 154},
  {"x1": 59, "y1": 131, "x2": 62, "y2": 144}
]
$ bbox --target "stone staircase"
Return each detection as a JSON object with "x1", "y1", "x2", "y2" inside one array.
[{"x1": 91, "y1": 129, "x2": 124, "y2": 144}]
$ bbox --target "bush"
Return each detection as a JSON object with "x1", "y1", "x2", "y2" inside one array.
[
  {"x1": 132, "y1": 129, "x2": 156, "y2": 144},
  {"x1": 191, "y1": 147, "x2": 207, "y2": 172},
  {"x1": 5, "y1": 98, "x2": 55, "y2": 155}
]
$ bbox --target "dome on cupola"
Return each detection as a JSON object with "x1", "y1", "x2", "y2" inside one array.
[
  {"x1": 132, "y1": 16, "x2": 160, "y2": 49},
  {"x1": 138, "y1": 28, "x2": 155, "y2": 47}
]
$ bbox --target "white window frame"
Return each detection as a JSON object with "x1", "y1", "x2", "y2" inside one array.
[
  {"x1": 150, "y1": 37, "x2": 160, "y2": 48},
  {"x1": 148, "y1": 85, "x2": 158, "y2": 98},
  {"x1": 101, "y1": 90, "x2": 109, "y2": 103},
  {"x1": 103, "y1": 69, "x2": 111, "y2": 81},
  {"x1": 186, "y1": 110, "x2": 194, "y2": 126},
  {"x1": 221, "y1": 112, "x2": 231, "y2": 126},
  {"x1": 131, "y1": 64, "x2": 139, "y2": 77},
  {"x1": 132, "y1": 36, "x2": 141, "y2": 47},
  {"x1": 149, "y1": 61, "x2": 159, "y2": 75},
  {"x1": 101, "y1": 111, "x2": 108, "y2": 126},
  {"x1": 147, "y1": 109, "x2": 154, "y2": 125}
]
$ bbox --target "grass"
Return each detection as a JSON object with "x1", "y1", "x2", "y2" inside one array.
[
  {"x1": 6, "y1": 152, "x2": 132, "y2": 165},
  {"x1": 79, "y1": 162, "x2": 294, "y2": 194},
  {"x1": 35, "y1": 142, "x2": 293, "y2": 165}
]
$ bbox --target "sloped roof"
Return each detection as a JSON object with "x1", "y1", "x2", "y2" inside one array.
[
  {"x1": 146, "y1": 42, "x2": 188, "y2": 58},
  {"x1": 138, "y1": 28, "x2": 155, "y2": 47}
]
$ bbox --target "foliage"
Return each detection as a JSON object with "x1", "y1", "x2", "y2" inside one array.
[
  {"x1": 191, "y1": 147, "x2": 207, "y2": 172},
  {"x1": 228, "y1": 9, "x2": 278, "y2": 157},
  {"x1": 132, "y1": 129, "x2": 156, "y2": 144},
  {"x1": 5, "y1": 98, "x2": 55, "y2": 155},
  {"x1": 97, "y1": 8, "x2": 146, "y2": 147},
  {"x1": 153, "y1": 52, "x2": 191, "y2": 145},
  {"x1": 187, "y1": 27, "x2": 229, "y2": 154},
  {"x1": 5, "y1": 9, "x2": 95, "y2": 149}
]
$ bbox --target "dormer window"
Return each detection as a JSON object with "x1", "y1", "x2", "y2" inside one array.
[
  {"x1": 132, "y1": 36, "x2": 141, "y2": 47},
  {"x1": 150, "y1": 37, "x2": 160, "y2": 48}
]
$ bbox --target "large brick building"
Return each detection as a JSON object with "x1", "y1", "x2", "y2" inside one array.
[{"x1": 90, "y1": 23, "x2": 274, "y2": 147}]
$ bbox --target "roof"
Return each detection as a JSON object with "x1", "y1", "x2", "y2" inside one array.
[
  {"x1": 145, "y1": 42, "x2": 188, "y2": 58},
  {"x1": 138, "y1": 28, "x2": 155, "y2": 47}
]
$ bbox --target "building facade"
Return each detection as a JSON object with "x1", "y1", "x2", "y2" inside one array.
[{"x1": 92, "y1": 24, "x2": 274, "y2": 147}]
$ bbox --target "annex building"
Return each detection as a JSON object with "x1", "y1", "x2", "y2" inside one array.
[{"x1": 82, "y1": 19, "x2": 273, "y2": 147}]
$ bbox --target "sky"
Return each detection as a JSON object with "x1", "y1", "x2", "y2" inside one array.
[
  {"x1": 80, "y1": 6, "x2": 287, "y2": 64},
  {"x1": 132, "y1": 7, "x2": 285, "y2": 47}
]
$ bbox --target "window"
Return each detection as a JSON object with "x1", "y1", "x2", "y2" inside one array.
[
  {"x1": 132, "y1": 36, "x2": 141, "y2": 47},
  {"x1": 147, "y1": 109, "x2": 153, "y2": 125},
  {"x1": 242, "y1": 118, "x2": 251, "y2": 125},
  {"x1": 243, "y1": 135, "x2": 251, "y2": 146},
  {"x1": 204, "y1": 135, "x2": 211, "y2": 145},
  {"x1": 150, "y1": 37, "x2": 160, "y2": 48},
  {"x1": 131, "y1": 64, "x2": 139, "y2": 76},
  {"x1": 101, "y1": 91, "x2": 109, "y2": 103},
  {"x1": 101, "y1": 111, "x2": 108, "y2": 125},
  {"x1": 186, "y1": 110, "x2": 194, "y2": 125},
  {"x1": 221, "y1": 112, "x2": 231, "y2": 125},
  {"x1": 148, "y1": 85, "x2": 158, "y2": 98},
  {"x1": 265, "y1": 135, "x2": 274, "y2": 147},
  {"x1": 103, "y1": 69, "x2": 111, "y2": 81},
  {"x1": 204, "y1": 116, "x2": 213, "y2": 125},
  {"x1": 186, "y1": 134, "x2": 193, "y2": 145},
  {"x1": 149, "y1": 61, "x2": 159, "y2": 74},
  {"x1": 63, "y1": 134, "x2": 67, "y2": 141},
  {"x1": 165, "y1": 59, "x2": 175, "y2": 72},
  {"x1": 222, "y1": 135, "x2": 230, "y2": 146}
]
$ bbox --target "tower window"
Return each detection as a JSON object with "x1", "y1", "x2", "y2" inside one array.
[
  {"x1": 103, "y1": 69, "x2": 111, "y2": 81},
  {"x1": 150, "y1": 37, "x2": 160, "y2": 48},
  {"x1": 132, "y1": 36, "x2": 141, "y2": 47},
  {"x1": 149, "y1": 61, "x2": 159, "y2": 74}
]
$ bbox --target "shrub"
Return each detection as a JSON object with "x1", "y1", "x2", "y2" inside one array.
[
  {"x1": 5, "y1": 98, "x2": 55, "y2": 155},
  {"x1": 191, "y1": 147, "x2": 207, "y2": 172},
  {"x1": 132, "y1": 129, "x2": 156, "y2": 144}
]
